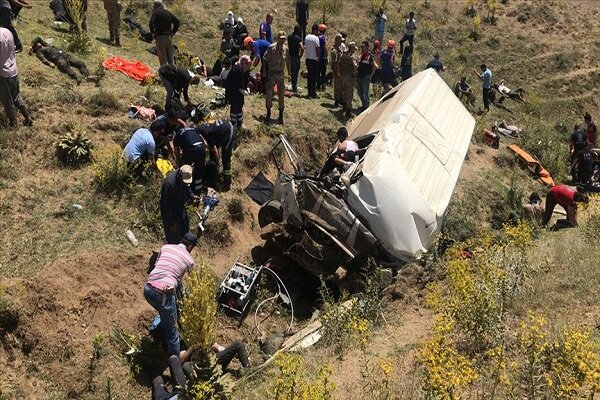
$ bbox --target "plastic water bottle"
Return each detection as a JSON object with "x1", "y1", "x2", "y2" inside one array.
[{"x1": 126, "y1": 230, "x2": 139, "y2": 247}]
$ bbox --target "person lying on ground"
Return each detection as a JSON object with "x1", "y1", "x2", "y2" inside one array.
[
  {"x1": 158, "y1": 63, "x2": 201, "y2": 107},
  {"x1": 493, "y1": 79, "x2": 526, "y2": 103},
  {"x1": 152, "y1": 354, "x2": 192, "y2": 400},
  {"x1": 29, "y1": 37, "x2": 98, "y2": 84},
  {"x1": 541, "y1": 184, "x2": 588, "y2": 228},
  {"x1": 570, "y1": 124, "x2": 589, "y2": 160},
  {"x1": 197, "y1": 119, "x2": 236, "y2": 190},
  {"x1": 180, "y1": 340, "x2": 251, "y2": 372},
  {"x1": 453, "y1": 76, "x2": 475, "y2": 106},
  {"x1": 144, "y1": 232, "x2": 197, "y2": 358}
]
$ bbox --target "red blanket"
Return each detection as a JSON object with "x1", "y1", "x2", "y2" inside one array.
[{"x1": 102, "y1": 56, "x2": 154, "y2": 82}]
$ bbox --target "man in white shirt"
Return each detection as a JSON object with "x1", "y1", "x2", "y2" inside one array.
[
  {"x1": 0, "y1": 28, "x2": 32, "y2": 129},
  {"x1": 399, "y1": 11, "x2": 416, "y2": 55},
  {"x1": 304, "y1": 23, "x2": 321, "y2": 98}
]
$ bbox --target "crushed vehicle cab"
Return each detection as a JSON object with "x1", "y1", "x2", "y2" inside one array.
[{"x1": 258, "y1": 69, "x2": 476, "y2": 277}]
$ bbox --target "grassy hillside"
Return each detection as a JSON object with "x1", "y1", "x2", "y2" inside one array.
[{"x1": 0, "y1": 0, "x2": 599, "y2": 399}]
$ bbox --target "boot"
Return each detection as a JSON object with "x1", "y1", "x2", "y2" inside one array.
[
  {"x1": 277, "y1": 109, "x2": 284, "y2": 125},
  {"x1": 265, "y1": 108, "x2": 271, "y2": 124},
  {"x1": 223, "y1": 174, "x2": 232, "y2": 191}
]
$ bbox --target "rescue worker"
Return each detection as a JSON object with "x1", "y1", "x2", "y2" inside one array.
[
  {"x1": 158, "y1": 63, "x2": 201, "y2": 107},
  {"x1": 317, "y1": 24, "x2": 328, "y2": 91},
  {"x1": 103, "y1": 0, "x2": 121, "y2": 46},
  {"x1": 262, "y1": 31, "x2": 291, "y2": 125},
  {"x1": 173, "y1": 127, "x2": 207, "y2": 195},
  {"x1": 380, "y1": 40, "x2": 397, "y2": 93},
  {"x1": 541, "y1": 185, "x2": 588, "y2": 228},
  {"x1": 243, "y1": 36, "x2": 270, "y2": 68},
  {"x1": 225, "y1": 55, "x2": 251, "y2": 128},
  {"x1": 198, "y1": 119, "x2": 237, "y2": 190},
  {"x1": 29, "y1": 37, "x2": 98, "y2": 84},
  {"x1": 330, "y1": 33, "x2": 344, "y2": 108},
  {"x1": 160, "y1": 166, "x2": 196, "y2": 244},
  {"x1": 571, "y1": 148, "x2": 594, "y2": 184},
  {"x1": 149, "y1": 0, "x2": 179, "y2": 65},
  {"x1": 338, "y1": 42, "x2": 357, "y2": 119}
]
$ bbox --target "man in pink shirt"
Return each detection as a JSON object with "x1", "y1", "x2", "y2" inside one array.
[
  {"x1": 144, "y1": 232, "x2": 197, "y2": 358},
  {"x1": 0, "y1": 27, "x2": 32, "y2": 129},
  {"x1": 541, "y1": 184, "x2": 588, "y2": 227}
]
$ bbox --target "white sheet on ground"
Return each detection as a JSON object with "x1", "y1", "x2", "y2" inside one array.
[{"x1": 344, "y1": 69, "x2": 475, "y2": 261}]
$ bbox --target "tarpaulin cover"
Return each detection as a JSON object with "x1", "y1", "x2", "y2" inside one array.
[
  {"x1": 344, "y1": 69, "x2": 476, "y2": 261},
  {"x1": 244, "y1": 172, "x2": 274, "y2": 205},
  {"x1": 103, "y1": 56, "x2": 154, "y2": 82}
]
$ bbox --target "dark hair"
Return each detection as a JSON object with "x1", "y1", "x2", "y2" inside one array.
[
  {"x1": 584, "y1": 112, "x2": 592, "y2": 121},
  {"x1": 480, "y1": 64, "x2": 487, "y2": 70},
  {"x1": 434, "y1": 53, "x2": 439, "y2": 58},
  {"x1": 529, "y1": 192, "x2": 541, "y2": 203},
  {"x1": 409, "y1": 11, "x2": 414, "y2": 16},
  {"x1": 311, "y1": 23, "x2": 319, "y2": 33},
  {"x1": 337, "y1": 127, "x2": 348, "y2": 140},
  {"x1": 222, "y1": 58, "x2": 232, "y2": 68},
  {"x1": 362, "y1": 41, "x2": 369, "y2": 47},
  {"x1": 294, "y1": 24, "x2": 301, "y2": 35},
  {"x1": 574, "y1": 192, "x2": 589, "y2": 203}
]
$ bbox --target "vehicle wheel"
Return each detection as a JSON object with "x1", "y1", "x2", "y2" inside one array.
[{"x1": 258, "y1": 200, "x2": 283, "y2": 228}]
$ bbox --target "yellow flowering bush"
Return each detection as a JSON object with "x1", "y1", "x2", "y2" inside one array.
[
  {"x1": 360, "y1": 355, "x2": 395, "y2": 400},
  {"x1": 268, "y1": 353, "x2": 335, "y2": 400}
]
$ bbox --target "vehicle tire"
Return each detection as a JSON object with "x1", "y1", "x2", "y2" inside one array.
[{"x1": 258, "y1": 200, "x2": 283, "y2": 228}]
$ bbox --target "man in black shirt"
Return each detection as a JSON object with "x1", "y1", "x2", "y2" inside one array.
[
  {"x1": 425, "y1": 53, "x2": 444, "y2": 73},
  {"x1": 173, "y1": 127, "x2": 207, "y2": 195},
  {"x1": 570, "y1": 125, "x2": 589, "y2": 160},
  {"x1": 198, "y1": 119, "x2": 236, "y2": 190},
  {"x1": 571, "y1": 149, "x2": 594, "y2": 184},
  {"x1": 149, "y1": 0, "x2": 179, "y2": 65},
  {"x1": 295, "y1": 0, "x2": 309, "y2": 40},
  {"x1": 158, "y1": 64, "x2": 200, "y2": 107},
  {"x1": 357, "y1": 41, "x2": 376, "y2": 112},
  {"x1": 288, "y1": 25, "x2": 304, "y2": 94},
  {"x1": 29, "y1": 37, "x2": 97, "y2": 84},
  {"x1": 160, "y1": 165, "x2": 195, "y2": 244}
]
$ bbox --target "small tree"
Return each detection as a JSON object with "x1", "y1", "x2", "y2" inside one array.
[
  {"x1": 316, "y1": 0, "x2": 343, "y2": 24},
  {"x1": 63, "y1": 0, "x2": 92, "y2": 54},
  {"x1": 485, "y1": 0, "x2": 499, "y2": 25}
]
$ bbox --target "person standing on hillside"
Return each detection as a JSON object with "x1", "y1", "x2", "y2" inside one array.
[
  {"x1": 288, "y1": 25, "x2": 304, "y2": 94},
  {"x1": 225, "y1": 55, "x2": 250, "y2": 128},
  {"x1": 373, "y1": 7, "x2": 387, "y2": 43},
  {"x1": 569, "y1": 124, "x2": 589, "y2": 161},
  {"x1": 584, "y1": 113, "x2": 597, "y2": 149},
  {"x1": 330, "y1": 33, "x2": 345, "y2": 108},
  {"x1": 474, "y1": 64, "x2": 492, "y2": 112},
  {"x1": 296, "y1": 0, "x2": 309, "y2": 40},
  {"x1": 0, "y1": 0, "x2": 31, "y2": 53},
  {"x1": 263, "y1": 31, "x2": 291, "y2": 125},
  {"x1": 149, "y1": 0, "x2": 179, "y2": 65},
  {"x1": 144, "y1": 231, "x2": 197, "y2": 358},
  {"x1": 541, "y1": 185, "x2": 588, "y2": 228},
  {"x1": 398, "y1": 11, "x2": 416, "y2": 55},
  {"x1": 338, "y1": 42, "x2": 357, "y2": 119},
  {"x1": 380, "y1": 40, "x2": 397, "y2": 93},
  {"x1": 304, "y1": 24, "x2": 320, "y2": 99},
  {"x1": 103, "y1": 0, "x2": 121, "y2": 47},
  {"x1": 317, "y1": 24, "x2": 328, "y2": 91},
  {"x1": 259, "y1": 13, "x2": 273, "y2": 43},
  {"x1": 357, "y1": 41, "x2": 377, "y2": 112},
  {"x1": 0, "y1": 28, "x2": 32, "y2": 129},
  {"x1": 160, "y1": 166, "x2": 196, "y2": 244}
]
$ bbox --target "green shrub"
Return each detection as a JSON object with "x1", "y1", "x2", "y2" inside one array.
[
  {"x1": 88, "y1": 90, "x2": 120, "y2": 117},
  {"x1": 92, "y1": 146, "x2": 133, "y2": 197},
  {"x1": 55, "y1": 130, "x2": 94, "y2": 167}
]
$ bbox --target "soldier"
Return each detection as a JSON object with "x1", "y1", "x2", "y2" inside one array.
[
  {"x1": 330, "y1": 33, "x2": 344, "y2": 108},
  {"x1": 338, "y1": 42, "x2": 357, "y2": 119},
  {"x1": 262, "y1": 31, "x2": 291, "y2": 125},
  {"x1": 103, "y1": 0, "x2": 121, "y2": 46}
]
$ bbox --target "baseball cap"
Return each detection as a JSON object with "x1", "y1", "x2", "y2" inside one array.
[
  {"x1": 243, "y1": 36, "x2": 253, "y2": 47},
  {"x1": 181, "y1": 232, "x2": 198, "y2": 246},
  {"x1": 335, "y1": 33, "x2": 342, "y2": 40},
  {"x1": 179, "y1": 165, "x2": 193, "y2": 184},
  {"x1": 347, "y1": 41, "x2": 357, "y2": 50}
]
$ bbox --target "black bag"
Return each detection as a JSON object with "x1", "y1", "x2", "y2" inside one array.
[{"x1": 147, "y1": 251, "x2": 160, "y2": 274}]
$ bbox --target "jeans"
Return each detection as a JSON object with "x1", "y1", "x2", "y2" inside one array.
[
  {"x1": 306, "y1": 59, "x2": 319, "y2": 97},
  {"x1": 217, "y1": 340, "x2": 250, "y2": 369},
  {"x1": 482, "y1": 88, "x2": 491, "y2": 111},
  {"x1": 144, "y1": 283, "x2": 180, "y2": 357},
  {"x1": 357, "y1": 76, "x2": 371, "y2": 110},
  {"x1": 290, "y1": 56, "x2": 300, "y2": 92},
  {"x1": 317, "y1": 57, "x2": 327, "y2": 90}
]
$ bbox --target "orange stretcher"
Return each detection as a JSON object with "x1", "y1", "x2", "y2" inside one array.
[{"x1": 507, "y1": 144, "x2": 555, "y2": 187}]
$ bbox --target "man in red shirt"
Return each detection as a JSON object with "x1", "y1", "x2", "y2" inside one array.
[
  {"x1": 541, "y1": 185, "x2": 588, "y2": 227},
  {"x1": 584, "y1": 113, "x2": 597, "y2": 149}
]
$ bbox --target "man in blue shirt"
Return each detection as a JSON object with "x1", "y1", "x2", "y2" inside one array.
[
  {"x1": 243, "y1": 37, "x2": 271, "y2": 68},
  {"x1": 474, "y1": 63, "x2": 492, "y2": 112},
  {"x1": 259, "y1": 13, "x2": 273, "y2": 43},
  {"x1": 123, "y1": 126, "x2": 159, "y2": 163}
]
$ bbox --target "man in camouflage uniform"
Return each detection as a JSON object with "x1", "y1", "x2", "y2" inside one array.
[
  {"x1": 330, "y1": 33, "x2": 345, "y2": 108},
  {"x1": 262, "y1": 31, "x2": 291, "y2": 125},
  {"x1": 338, "y1": 42, "x2": 357, "y2": 119},
  {"x1": 103, "y1": 0, "x2": 121, "y2": 46}
]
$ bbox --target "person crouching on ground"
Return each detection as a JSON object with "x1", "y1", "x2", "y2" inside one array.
[
  {"x1": 144, "y1": 232, "x2": 197, "y2": 360},
  {"x1": 541, "y1": 184, "x2": 589, "y2": 228}
]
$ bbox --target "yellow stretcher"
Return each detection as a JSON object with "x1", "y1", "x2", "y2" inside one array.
[{"x1": 507, "y1": 144, "x2": 555, "y2": 187}]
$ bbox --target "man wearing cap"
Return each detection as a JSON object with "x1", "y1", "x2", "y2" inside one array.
[
  {"x1": 317, "y1": 24, "x2": 328, "y2": 91},
  {"x1": 144, "y1": 231, "x2": 197, "y2": 358},
  {"x1": 380, "y1": 40, "x2": 398, "y2": 93},
  {"x1": 149, "y1": 0, "x2": 179, "y2": 65},
  {"x1": 158, "y1": 63, "x2": 201, "y2": 107},
  {"x1": 198, "y1": 119, "x2": 236, "y2": 190},
  {"x1": 243, "y1": 36, "x2": 271, "y2": 68},
  {"x1": 0, "y1": 28, "x2": 32, "y2": 129},
  {"x1": 259, "y1": 12, "x2": 273, "y2": 43},
  {"x1": 304, "y1": 23, "x2": 321, "y2": 98},
  {"x1": 160, "y1": 166, "x2": 196, "y2": 244},
  {"x1": 330, "y1": 33, "x2": 345, "y2": 108},
  {"x1": 262, "y1": 31, "x2": 291, "y2": 125},
  {"x1": 173, "y1": 127, "x2": 207, "y2": 195},
  {"x1": 338, "y1": 42, "x2": 357, "y2": 119}
]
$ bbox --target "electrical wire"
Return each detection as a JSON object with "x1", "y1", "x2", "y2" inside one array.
[{"x1": 253, "y1": 267, "x2": 295, "y2": 336}]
